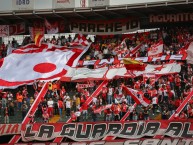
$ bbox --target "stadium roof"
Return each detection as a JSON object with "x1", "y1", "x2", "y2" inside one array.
[{"x1": 0, "y1": 1, "x2": 193, "y2": 27}]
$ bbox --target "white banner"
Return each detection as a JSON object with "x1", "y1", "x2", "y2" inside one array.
[
  {"x1": 53, "y1": 0, "x2": 75, "y2": 8},
  {"x1": 89, "y1": 0, "x2": 109, "y2": 7},
  {"x1": 63, "y1": 63, "x2": 181, "y2": 81},
  {"x1": 0, "y1": 25, "x2": 9, "y2": 37},
  {"x1": 12, "y1": 0, "x2": 34, "y2": 10}
]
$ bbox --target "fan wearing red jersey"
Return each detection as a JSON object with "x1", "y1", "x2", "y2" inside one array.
[{"x1": 101, "y1": 86, "x2": 108, "y2": 104}]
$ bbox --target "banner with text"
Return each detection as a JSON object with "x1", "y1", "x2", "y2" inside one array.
[
  {"x1": 53, "y1": 0, "x2": 75, "y2": 9},
  {"x1": 88, "y1": 0, "x2": 109, "y2": 7},
  {"x1": 12, "y1": 0, "x2": 34, "y2": 10},
  {"x1": 150, "y1": 13, "x2": 193, "y2": 23},
  {"x1": 70, "y1": 18, "x2": 140, "y2": 35},
  {"x1": 9, "y1": 23, "x2": 25, "y2": 35},
  {"x1": 2, "y1": 139, "x2": 193, "y2": 145},
  {"x1": 20, "y1": 120, "x2": 193, "y2": 142}
]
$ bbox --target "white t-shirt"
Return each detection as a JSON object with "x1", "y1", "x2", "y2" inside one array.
[
  {"x1": 108, "y1": 88, "x2": 113, "y2": 95},
  {"x1": 152, "y1": 97, "x2": 158, "y2": 104},
  {"x1": 47, "y1": 100, "x2": 54, "y2": 108},
  {"x1": 66, "y1": 101, "x2": 71, "y2": 109},
  {"x1": 92, "y1": 97, "x2": 97, "y2": 104}
]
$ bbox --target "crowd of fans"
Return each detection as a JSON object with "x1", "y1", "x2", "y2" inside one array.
[{"x1": 1, "y1": 26, "x2": 193, "y2": 123}]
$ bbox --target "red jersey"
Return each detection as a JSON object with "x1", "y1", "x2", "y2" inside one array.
[
  {"x1": 134, "y1": 81, "x2": 140, "y2": 90},
  {"x1": 58, "y1": 100, "x2": 63, "y2": 108},
  {"x1": 151, "y1": 89, "x2": 157, "y2": 97},
  {"x1": 175, "y1": 77, "x2": 181, "y2": 86},
  {"x1": 113, "y1": 105, "x2": 120, "y2": 115},
  {"x1": 168, "y1": 75, "x2": 174, "y2": 82},
  {"x1": 122, "y1": 104, "x2": 128, "y2": 112},
  {"x1": 82, "y1": 103, "x2": 88, "y2": 110},
  {"x1": 71, "y1": 113, "x2": 77, "y2": 121},
  {"x1": 2, "y1": 92, "x2": 7, "y2": 99},
  {"x1": 102, "y1": 87, "x2": 107, "y2": 94}
]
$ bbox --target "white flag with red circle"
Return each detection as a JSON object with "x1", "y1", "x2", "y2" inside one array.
[{"x1": 0, "y1": 43, "x2": 89, "y2": 88}]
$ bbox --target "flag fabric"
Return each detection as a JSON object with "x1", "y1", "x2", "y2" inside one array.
[
  {"x1": 45, "y1": 19, "x2": 59, "y2": 34},
  {"x1": 123, "y1": 58, "x2": 146, "y2": 71},
  {"x1": 94, "y1": 104, "x2": 112, "y2": 114},
  {"x1": 143, "y1": 73, "x2": 156, "y2": 86},
  {"x1": 114, "y1": 39, "x2": 143, "y2": 58},
  {"x1": 148, "y1": 40, "x2": 163, "y2": 57},
  {"x1": 34, "y1": 34, "x2": 44, "y2": 47},
  {"x1": 61, "y1": 63, "x2": 181, "y2": 81},
  {"x1": 125, "y1": 43, "x2": 143, "y2": 57},
  {"x1": 122, "y1": 85, "x2": 151, "y2": 107},
  {"x1": 114, "y1": 39, "x2": 128, "y2": 57},
  {"x1": 0, "y1": 43, "x2": 90, "y2": 89},
  {"x1": 72, "y1": 34, "x2": 89, "y2": 46},
  {"x1": 29, "y1": 27, "x2": 45, "y2": 41},
  {"x1": 186, "y1": 42, "x2": 193, "y2": 64}
]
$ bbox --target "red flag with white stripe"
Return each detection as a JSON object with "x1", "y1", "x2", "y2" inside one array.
[
  {"x1": 122, "y1": 85, "x2": 151, "y2": 107},
  {"x1": 0, "y1": 43, "x2": 90, "y2": 88}
]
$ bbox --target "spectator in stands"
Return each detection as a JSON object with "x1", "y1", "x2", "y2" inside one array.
[
  {"x1": 21, "y1": 101, "x2": 28, "y2": 120},
  {"x1": 65, "y1": 98, "x2": 72, "y2": 118},
  {"x1": 47, "y1": 98, "x2": 54, "y2": 118},
  {"x1": 1, "y1": 92, "x2": 7, "y2": 109},
  {"x1": 82, "y1": 102, "x2": 88, "y2": 121},
  {"x1": 8, "y1": 101, "x2": 14, "y2": 116},
  {"x1": 58, "y1": 98, "x2": 64, "y2": 118},
  {"x1": 71, "y1": 111, "x2": 77, "y2": 122},
  {"x1": 4, "y1": 106, "x2": 9, "y2": 123},
  {"x1": 17, "y1": 91, "x2": 23, "y2": 111}
]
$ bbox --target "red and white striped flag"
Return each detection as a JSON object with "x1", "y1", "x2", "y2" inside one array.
[{"x1": 122, "y1": 85, "x2": 151, "y2": 107}]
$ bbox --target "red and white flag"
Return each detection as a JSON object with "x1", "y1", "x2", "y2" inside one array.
[
  {"x1": 0, "y1": 43, "x2": 90, "y2": 88},
  {"x1": 29, "y1": 27, "x2": 45, "y2": 41},
  {"x1": 143, "y1": 73, "x2": 156, "y2": 86},
  {"x1": 94, "y1": 104, "x2": 112, "y2": 114},
  {"x1": 45, "y1": 19, "x2": 59, "y2": 34},
  {"x1": 186, "y1": 42, "x2": 193, "y2": 64},
  {"x1": 72, "y1": 34, "x2": 89, "y2": 46},
  {"x1": 148, "y1": 40, "x2": 163, "y2": 57},
  {"x1": 122, "y1": 85, "x2": 151, "y2": 107}
]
